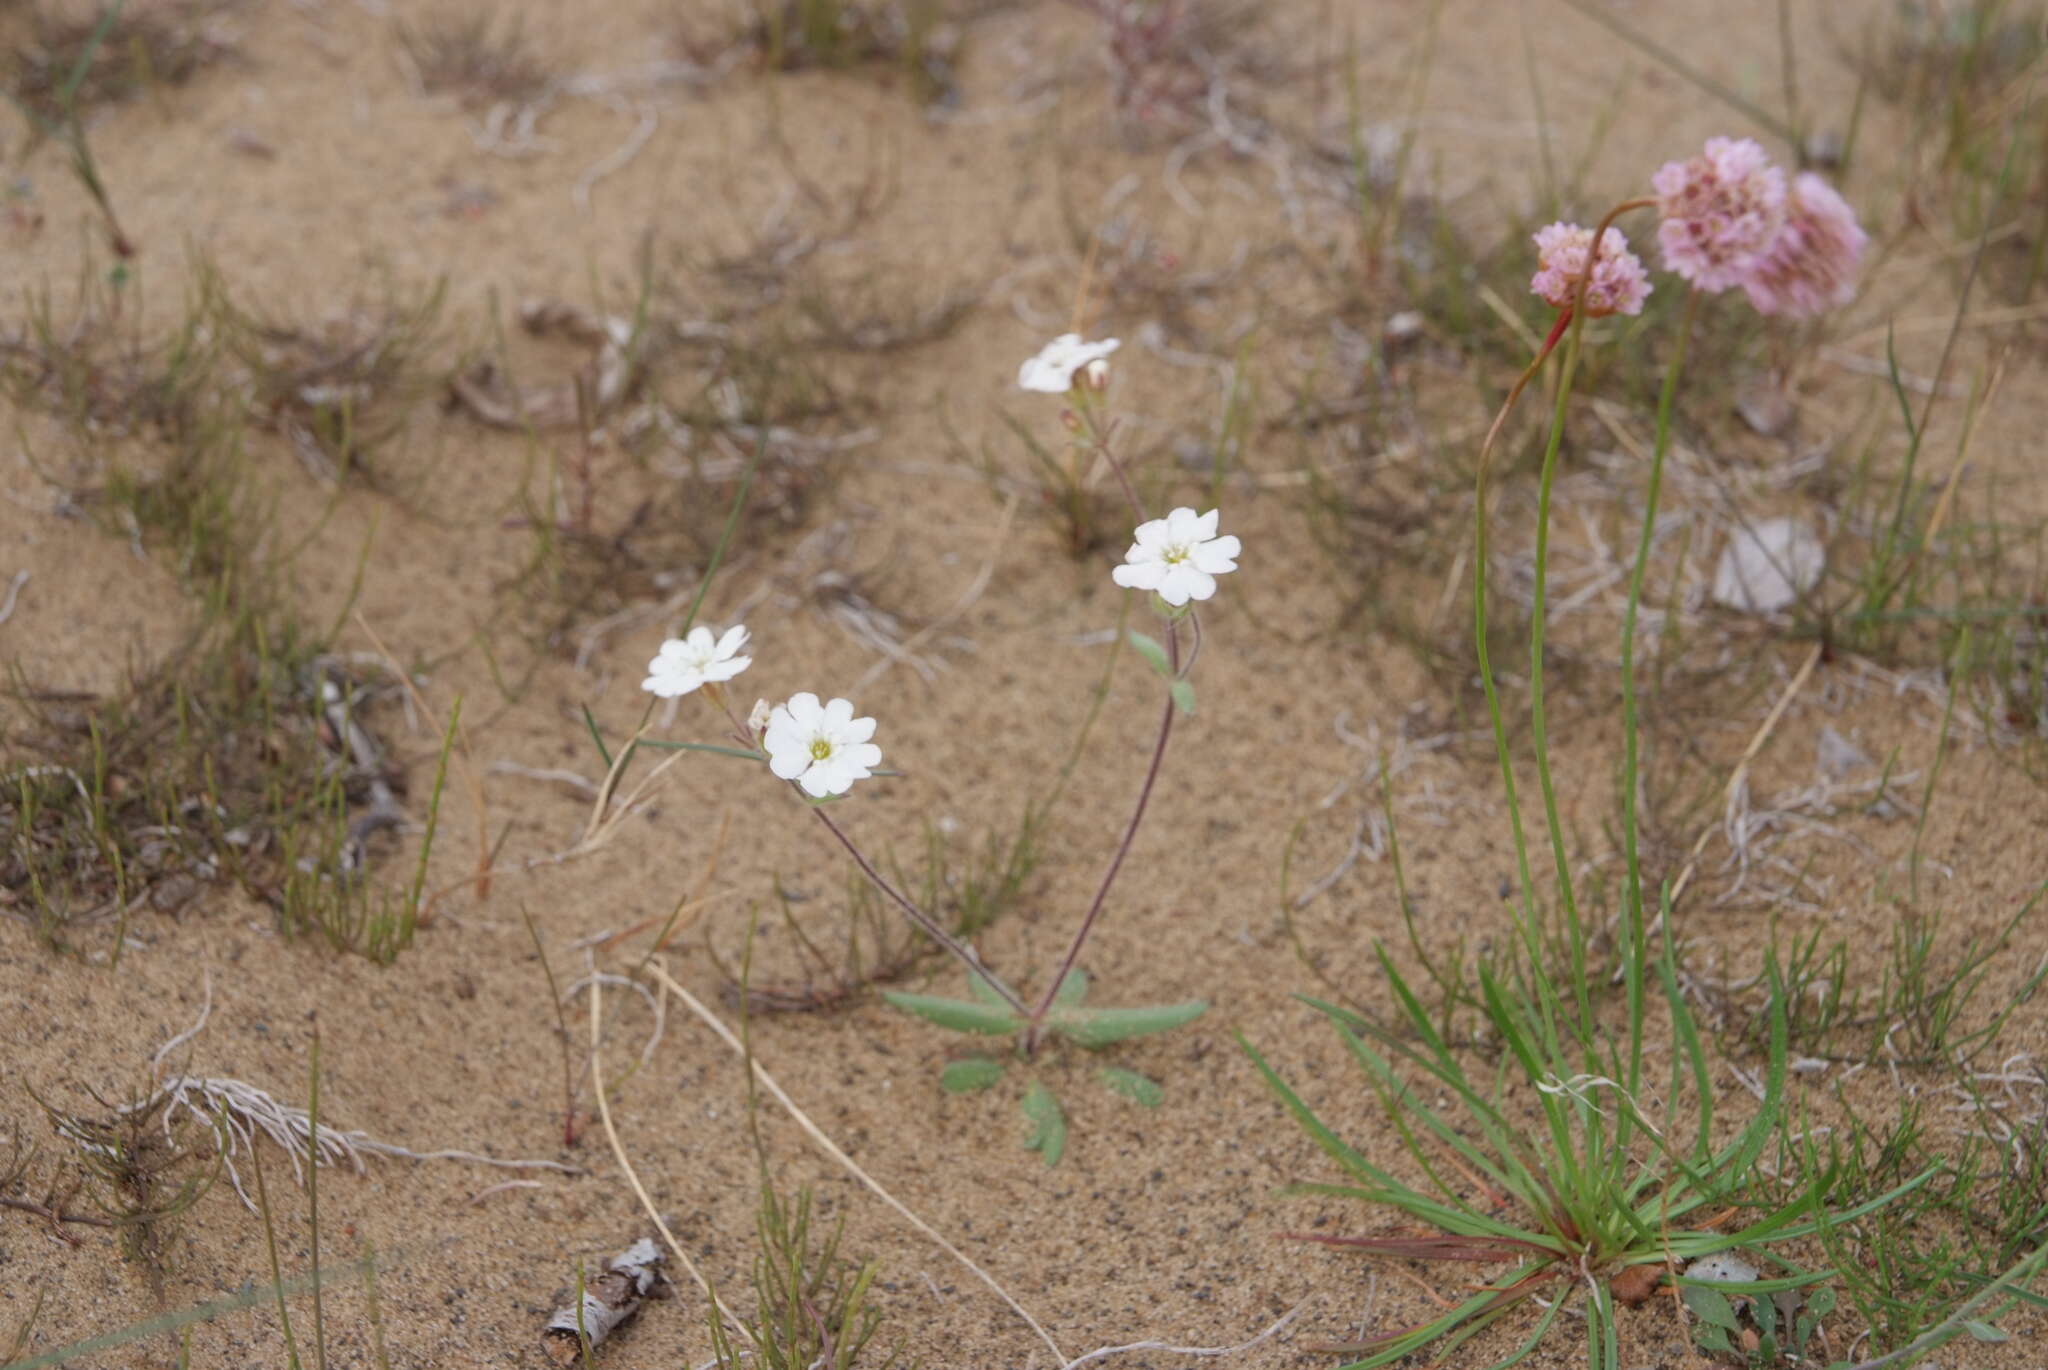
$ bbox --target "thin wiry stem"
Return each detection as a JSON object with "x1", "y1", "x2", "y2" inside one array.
[
  {"x1": 1621, "y1": 286, "x2": 1700, "y2": 1102},
  {"x1": 806, "y1": 805, "x2": 1028, "y2": 1016},
  {"x1": 1026, "y1": 615, "x2": 1182, "y2": 1052}
]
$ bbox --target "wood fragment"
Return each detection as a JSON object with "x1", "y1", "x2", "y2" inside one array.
[{"x1": 541, "y1": 1236, "x2": 664, "y2": 1365}]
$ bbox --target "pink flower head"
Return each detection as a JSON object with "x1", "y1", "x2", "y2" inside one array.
[
  {"x1": 1529, "y1": 222, "x2": 1652, "y2": 317},
  {"x1": 1741, "y1": 172, "x2": 1867, "y2": 318},
  {"x1": 1652, "y1": 136, "x2": 1789, "y2": 292}
]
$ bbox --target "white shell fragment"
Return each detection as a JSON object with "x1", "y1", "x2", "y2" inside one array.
[
  {"x1": 1712, "y1": 518, "x2": 1824, "y2": 615},
  {"x1": 1685, "y1": 1252, "x2": 1760, "y2": 1286}
]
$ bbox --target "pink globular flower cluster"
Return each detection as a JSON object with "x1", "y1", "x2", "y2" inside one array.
[
  {"x1": 1740, "y1": 172, "x2": 1868, "y2": 318},
  {"x1": 1652, "y1": 136, "x2": 1789, "y2": 293},
  {"x1": 1527, "y1": 136, "x2": 1867, "y2": 325},
  {"x1": 1529, "y1": 222, "x2": 1651, "y2": 317}
]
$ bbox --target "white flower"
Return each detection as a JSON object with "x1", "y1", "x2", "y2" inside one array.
[
  {"x1": 641, "y1": 624, "x2": 751, "y2": 698},
  {"x1": 763, "y1": 693, "x2": 882, "y2": 798},
  {"x1": 747, "y1": 698, "x2": 773, "y2": 734},
  {"x1": 1018, "y1": 333, "x2": 1120, "y2": 394},
  {"x1": 1111, "y1": 507, "x2": 1241, "y2": 607}
]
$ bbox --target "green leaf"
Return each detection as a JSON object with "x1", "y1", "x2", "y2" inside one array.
[
  {"x1": 1049, "y1": 999, "x2": 1207, "y2": 1048},
  {"x1": 1962, "y1": 1319, "x2": 2010, "y2": 1343},
  {"x1": 1170, "y1": 678, "x2": 1196, "y2": 715},
  {"x1": 1126, "y1": 630, "x2": 1172, "y2": 678},
  {"x1": 965, "y1": 972, "x2": 1009, "y2": 1009},
  {"x1": 579, "y1": 704, "x2": 613, "y2": 769},
  {"x1": 634, "y1": 739, "x2": 770, "y2": 760},
  {"x1": 1021, "y1": 1081, "x2": 1066, "y2": 1166},
  {"x1": 1680, "y1": 1286, "x2": 1741, "y2": 1333},
  {"x1": 1053, "y1": 968, "x2": 1090, "y2": 1007},
  {"x1": 940, "y1": 1058, "x2": 1006, "y2": 1093},
  {"x1": 1098, "y1": 1067, "x2": 1162, "y2": 1108},
  {"x1": 882, "y1": 992, "x2": 1023, "y2": 1036}
]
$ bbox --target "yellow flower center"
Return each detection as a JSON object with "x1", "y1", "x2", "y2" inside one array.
[
  {"x1": 1162, "y1": 542, "x2": 1191, "y2": 566},
  {"x1": 809, "y1": 738, "x2": 834, "y2": 761}
]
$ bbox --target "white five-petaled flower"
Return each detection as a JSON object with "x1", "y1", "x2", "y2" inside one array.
[
  {"x1": 641, "y1": 624, "x2": 752, "y2": 698},
  {"x1": 1111, "y1": 507, "x2": 1240, "y2": 607},
  {"x1": 763, "y1": 693, "x2": 882, "y2": 799},
  {"x1": 1017, "y1": 333, "x2": 1121, "y2": 394}
]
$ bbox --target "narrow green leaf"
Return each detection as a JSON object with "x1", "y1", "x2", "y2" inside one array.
[
  {"x1": 1962, "y1": 1320, "x2": 2010, "y2": 1343},
  {"x1": 579, "y1": 704, "x2": 613, "y2": 769},
  {"x1": 1049, "y1": 999, "x2": 1207, "y2": 1048},
  {"x1": 940, "y1": 1058, "x2": 1006, "y2": 1093},
  {"x1": 633, "y1": 740, "x2": 770, "y2": 760},
  {"x1": 965, "y1": 972, "x2": 1008, "y2": 1008},
  {"x1": 1680, "y1": 1286, "x2": 1741, "y2": 1333},
  {"x1": 1170, "y1": 678, "x2": 1196, "y2": 715},
  {"x1": 1098, "y1": 1067, "x2": 1162, "y2": 1108},
  {"x1": 1053, "y1": 968, "x2": 1090, "y2": 1007},
  {"x1": 1126, "y1": 630, "x2": 1172, "y2": 678},
  {"x1": 881, "y1": 992, "x2": 1023, "y2": 1036},
  {"x1": 1021, "y1": 1082, "x2": 1066, "y2": 1166}
]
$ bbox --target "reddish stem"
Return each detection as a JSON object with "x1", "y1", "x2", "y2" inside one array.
[{"x1": 1023, "y1": 614, "x2": 1182, "y2": 1053}]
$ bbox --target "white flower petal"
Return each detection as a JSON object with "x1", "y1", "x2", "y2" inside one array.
[
  {"x1": 847, "y1": 742, "x2": 882, "y2": 770},
  {"x1": 822, "y1": 697, "x2": 856, "y2": 729},
  {"x1": 1129, "y1": 516, "x2": 1169, "y2": 549},
  {"x1": 785, "y1": 692, "x2": 823, "y2": 726},
  {"x1": 763, "y1": 707, "x2": 805, "y2": 760},
  {"x1": 1113, "y1": 562, "x2": 1166, "y2": 591},
  {"x1": 1190, "y1": 534, "x2": 1240, "y2": 574},
  {"x1": 797, "y1": 766, "x2": 838, "y2": 798},
  {"x1": 1017, "y1": 359, "x2": 1063, "y2": 392},
  {"x1": 715, "y1": 624, "x2": 749, "y2": 657},
  {"x1": 1177, "y1": 566, "x2": 1218, "y2": 602},
  {"x1": 843, "y1": 716, "x2": 876, "y2": 744},
  {"x1": 768, "y1": 746, "x2": 809, "y2": 781},
  {"x1": 814, "y1": 757, "x2": 861, "y2": 791},
  {"x1": 1190, "y1": 508, "x2": 1220, "y2": 539},
  {"x1": 684, "y1": 625, "x2": 716, "y2": 652}
]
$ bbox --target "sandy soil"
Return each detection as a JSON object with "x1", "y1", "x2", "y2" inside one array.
[{"x1": 5, "y1": 2, "x2": 2048, "y2": 1368}]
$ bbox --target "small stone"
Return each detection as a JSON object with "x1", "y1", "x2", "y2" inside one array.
[
  {"x1": 1816, "y1": 724, "x2": 1870, "y2": 779},
  {"x1": 1736, "y1": 374, "x2": 1797, "y2": 436},
  {"x1": 1803, "y1": 129, "x2": 1846, "y2": 171},
  {"x1": 1383, "y1": 310, "x2": 1426, "y2": 350}
]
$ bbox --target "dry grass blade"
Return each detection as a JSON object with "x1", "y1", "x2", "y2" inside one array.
[
  {"x1": 645, "y1": 961, "x2": 1068, "y2": 1365},
  {"x1": 585, "y1": 968, "x2": 750, "y2": 1342}
]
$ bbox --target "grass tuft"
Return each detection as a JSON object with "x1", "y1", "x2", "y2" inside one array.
[
  {"x1": 395, "y1": 9, "x2": 552, "y2": 110},
  {"x1": 6, "y1": 0, "x2": 241, "y2": 124}
]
